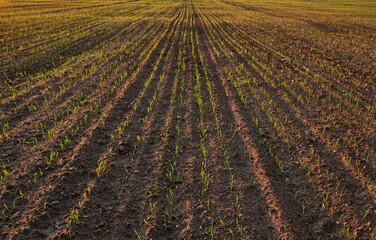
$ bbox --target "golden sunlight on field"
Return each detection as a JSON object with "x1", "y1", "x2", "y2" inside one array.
[{"x1": 1, "y1": 0, "x2": 376, "y2": 239}]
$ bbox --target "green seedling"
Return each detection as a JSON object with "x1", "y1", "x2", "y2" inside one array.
[{"x1": 229, "y1": 173, "x2": 235, "y2": 192}]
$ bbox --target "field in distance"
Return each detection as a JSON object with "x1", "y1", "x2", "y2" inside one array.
[{"x1": 1, "y1": 0, "x2": 376, "y2": 239}]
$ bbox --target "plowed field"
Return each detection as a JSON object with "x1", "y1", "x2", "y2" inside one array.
[{"x1": 1, "y1": 0, "x2": 376, "y2": 239}]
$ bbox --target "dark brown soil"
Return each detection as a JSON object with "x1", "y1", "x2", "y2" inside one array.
[{"x1": 1, "y1": 0, "x2": 376, "y2": 239}]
